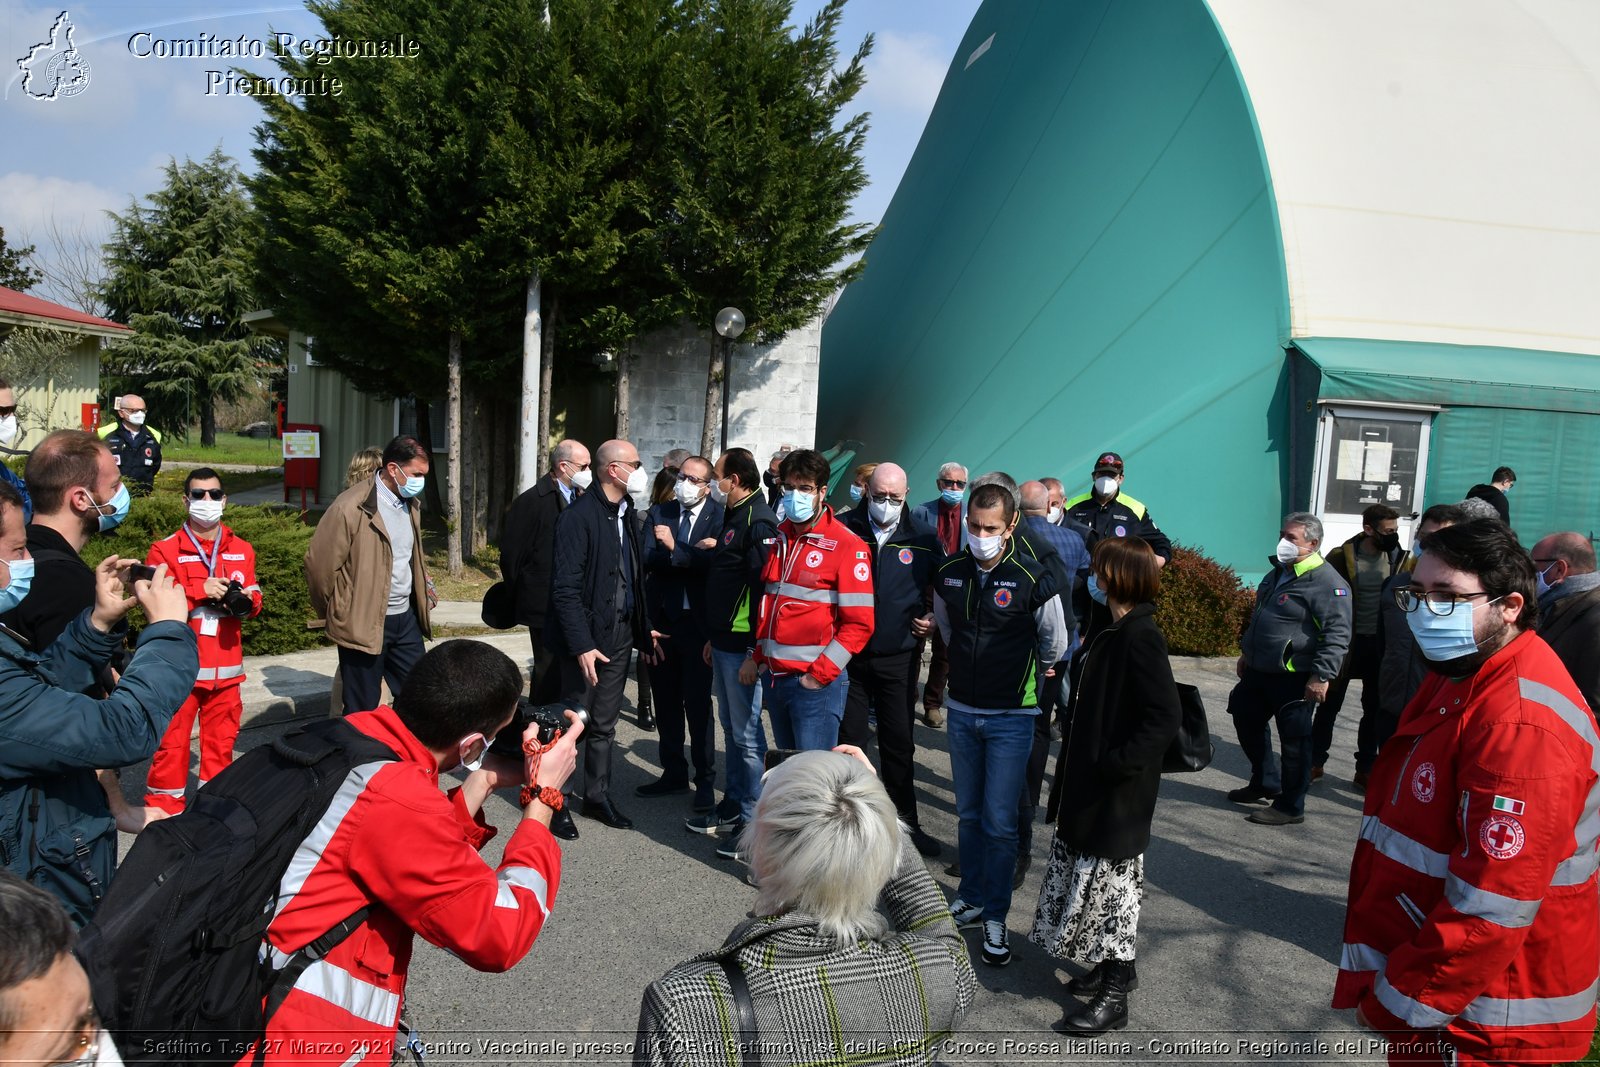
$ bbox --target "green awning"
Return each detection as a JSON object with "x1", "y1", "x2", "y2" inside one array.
[{"x1": 1292, "y1": 337, "x2": 1600, "y2": 415}]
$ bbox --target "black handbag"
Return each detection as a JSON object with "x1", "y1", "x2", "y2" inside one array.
[
  {"x1": 1161, "y1": 682, "x2": 1214, "y2": 773},
  {"x1": 480, "y1": 581, "x2": 515, "y2": 629}
]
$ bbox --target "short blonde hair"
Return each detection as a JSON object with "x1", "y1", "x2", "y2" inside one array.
[
  {"x1": 745, "y1": 751, "x2": 902, "y2": 944},
  {"x1": 344, "y1": 446, "x2": 383, "y2": 489}
]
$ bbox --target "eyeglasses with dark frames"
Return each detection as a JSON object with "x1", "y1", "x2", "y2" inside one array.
[{"x1": 1393, "y1": 588, "x2": 1501, "y2": 617}]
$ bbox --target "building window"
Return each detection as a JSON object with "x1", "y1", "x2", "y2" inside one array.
[{"x1": 395, "y1": 396, "x2": 448, "y2": 453}]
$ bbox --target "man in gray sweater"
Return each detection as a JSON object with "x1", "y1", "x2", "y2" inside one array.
[{"x1": 1225, "y1": 512, "x2": 1352, "y2": 826}]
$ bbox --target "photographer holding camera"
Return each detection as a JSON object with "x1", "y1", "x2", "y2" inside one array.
[{"x1": 142, "y1": 468, "x2": 262, "y2": 814}]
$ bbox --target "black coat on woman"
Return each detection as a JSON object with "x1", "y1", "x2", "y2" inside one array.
[{"x1": 1045, "y1": 601, "x2": 1181, "y2": 860}]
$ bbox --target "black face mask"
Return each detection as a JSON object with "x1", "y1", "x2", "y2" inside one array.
[
  {"x1": 1374, "y1": 532, "x2": 1400, "y2": 552},
  {"x1": 763, "y1": 469, "x2": 780, "y2": 489}
]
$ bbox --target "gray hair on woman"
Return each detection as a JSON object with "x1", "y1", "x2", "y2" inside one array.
[{"x1": 745, "y1": 751, "x2": 903, "y2": 944}]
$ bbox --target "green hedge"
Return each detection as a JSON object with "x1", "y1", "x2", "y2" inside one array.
[
  {"x1": 1156, "y1": 543, "x2": 1257, "y2": 657},
  {"x1": 80, "y1": 494, "x2": 323, "y2": 657}
]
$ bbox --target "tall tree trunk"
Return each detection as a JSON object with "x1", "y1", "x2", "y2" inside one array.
[
  {"x1": 200, "y1": 389, "x2": 217, "y2": 447},
  {"x1": 615, "y1": 346, "x2": 631, "y2": 440},
  {"x1": 537, "y1": 292, "x2": 558, "y2": 475},
  {"x1": 700, "y1": 332, "x2": 722, "y2": 457},
  {"x1": 414, "y1": 399, "x2": 444, "y2": 516},
  {"x1": 446, "y1": 331, "x2": 464, "y2": 576},
  {"x1": 490, "y1": 394, "x2": 510, "y2": 546}
]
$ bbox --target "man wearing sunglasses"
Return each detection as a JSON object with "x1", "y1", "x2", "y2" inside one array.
[
  {"x1": 141, "y1": 468, "x2": 261, "y2": 814},
  {"x1": 1336, "y1": 519, "x2": 1599, "y2": 1066},
  {"x1": 96, "y1": 394, "x2": 162, "y2": 497}
]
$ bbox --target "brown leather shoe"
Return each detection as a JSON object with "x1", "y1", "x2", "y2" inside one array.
[
  {"x1": 923, "y1": 705, "x2": 946, "y2": 729},
  {"x1": 1311, "y1": 765, "x2": 1324, "y2": 781},
  {"x1": 1352, "y1": 770, "x2": 1370, "y2": 794}
]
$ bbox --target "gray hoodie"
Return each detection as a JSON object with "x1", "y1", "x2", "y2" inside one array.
[{"x1": 1240, "y1": 553, "x2": 1353, "y2": 679}]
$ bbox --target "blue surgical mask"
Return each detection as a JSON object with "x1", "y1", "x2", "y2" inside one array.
[
  {"x1": 1088, "y1": 573, "x2": 1108, "y2": 605},
  {"x1": 849, "y1": 484, "x2": 864, "y2": 503},
  {"x1": 940, "y1": 487, "x2": 963, "y2": 506},
  {"x1": 93, "y1": 484, "x2": 131, "y2": 532},
  {"x1": 399, "y1": 474, "x2": 425, "y2": 499},
  {"x1": 1536, "y1": 566, "x2": 1554, "y2": 600},
  {"x1": 0, "y1": 557, "x2": 35, "y2": 613},
  {"x1": 782, "y1": 488, "x2": 817, "y2": 524},
  {"x1": 1406, "y1": 598, "x2": 1500, "y2": 662}
]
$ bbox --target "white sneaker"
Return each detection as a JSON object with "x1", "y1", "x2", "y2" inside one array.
[
  {"x1": 949, "y1": 898, "x2": 982, "y2": 929},
  {"x1": 981, "y1": 920, "x2": 1011, "y2": 967}
]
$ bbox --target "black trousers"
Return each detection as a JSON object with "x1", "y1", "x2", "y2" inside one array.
[
  {"x1": 647, "y1": 626, "x2": 715, "y2": 787},
  {"x1": 1019, "y1": 661, "x2": 1068, "y2": 855},
  {"x1": 338, "y1": 610, "x2": 426, "y2": 716},
  {"x1": 1229, "y1": 667, "x2": 1315, "y2": 817},
  {"x1": 1315, "y1": 632, "x2": 1384, "y2": 771},
  {"x1": 558, "y1": 636, "x2": 633, "y2": 805},
  {"x1": 843, "y1": 649, "x2": 920, "y2": 826},
  {"x1": 527, "y1": 627, "x2": 561, "y2": 705}
]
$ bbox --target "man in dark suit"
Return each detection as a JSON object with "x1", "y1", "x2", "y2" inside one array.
[
  {"x1": 546, "y1": 439, "x2": 658, "y2": 838},
  {"x1": 637, "y1": 455, "x2": 724, "y2": 811},
  {"x1": 499, "y1": 438, "x2": 590, "y2": 702},
  {"x1": 910, "y1": 461, "x2": 967, "y2": 727}
]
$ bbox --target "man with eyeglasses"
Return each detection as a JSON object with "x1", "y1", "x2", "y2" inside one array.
[
  {"x1": 96, "y1": 394, "x2": 162, "y2": 497},
  {"x1": 1335, "y1": 520, "x2": 1599, "y2": 1067},
  {"x1": 1375, "y1": 504, "x2": 1464, "y2": 760},
  {"x1": 500, "y1": 438, "x2": 591, "y2": 704},
  {"x1": 1530, "y1": 530, "x2": 1600, "y2": 717},
  {"x1": 637, "y1": 455, "x2": 724, "y2": 810},
  {"x1": 748, "y1": 448, "x2": 875, "y2": 758},
  {"x1": 0, "y1": 871, "x2": 120, "y2": 1065},
  {"x1": 839, "y1": 461, "x2": 942, "y2": 856},
  {"x1": 911, "y1": 461, "x2": 968, "y2": 728},
  {"x1": 141, "y1": 468, "x2": 261, "y2": 814},
  {"x1": 0, "y1": 377, "x2": 33, "y2": 522},
  {"x1": 1225, "y1": 512, "x2": 1352, "y2": 826}
]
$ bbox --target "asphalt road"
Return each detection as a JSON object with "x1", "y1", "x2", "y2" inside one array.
[{"x1": 117, "y1": 655, "x2": 1372, "y2": 1066}]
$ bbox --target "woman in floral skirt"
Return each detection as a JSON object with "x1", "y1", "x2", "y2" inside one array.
[{"x1": 1031, "y1": 536, "x2": 1181, "y2": 1034}]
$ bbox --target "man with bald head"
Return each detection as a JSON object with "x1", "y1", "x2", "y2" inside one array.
[
  {"x1": 1532, "y1": 531, "x2": 1600, "y2": 716},
  {"x1": 501, "y1": 438, "x2": 591, "y2": 704},
  {"x1": 1041, "y1": 477, "x2": 1067, "y2": 526},
  {"x1": 546, "y1": 438, "x2": 657, "y2": 836},
  {"x1": 98, "y1": 393, "x2": 162, "y2": 495},
  {"x1": 839, "y1": 461, "x2": 944, "y2": 856}
]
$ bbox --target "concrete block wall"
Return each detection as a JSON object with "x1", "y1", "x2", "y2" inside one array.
[{"x1": 628, "y1": 315, "x2": 823, "y2": 470}]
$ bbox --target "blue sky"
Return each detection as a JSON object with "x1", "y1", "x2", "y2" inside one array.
[{"x1": 0, "y1": 0, "x2": 982, "y2": 306}]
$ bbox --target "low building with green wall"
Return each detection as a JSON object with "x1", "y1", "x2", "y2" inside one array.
[{"x1": 819, "y1": 0, "x2": 1600, "y2": 579}]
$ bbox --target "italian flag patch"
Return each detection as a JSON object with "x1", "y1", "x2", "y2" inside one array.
[{"x1": 1493, "y1": 795, "x2": 1525, "y2": 815}]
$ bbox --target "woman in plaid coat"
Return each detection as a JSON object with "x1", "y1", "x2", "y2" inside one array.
[{"x1": 635, "y1": 748, "x2": 976, "y2": 1066}]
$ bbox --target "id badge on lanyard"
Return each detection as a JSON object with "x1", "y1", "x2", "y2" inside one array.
[{"x1": 183, "y1": 526, "x2": 222, "y2": 637}]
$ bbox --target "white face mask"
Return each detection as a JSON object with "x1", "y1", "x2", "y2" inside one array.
[
  {"x1": 970, "y1": 532, "x2": 1006, "y2": 562},
  {"x1": 1093, "y1": 475, "x2": 1118, "y2": 497},
  {"x1": 708, "y1": 478, "x2": 728, "y2": 504},
  {"x1": 1046, "y1": 505, "x2": 1062, "y2": 525},
  {"x1": 459, "y1": 734, "x2": 488, "y2": 774},
  {"x1": 125, "y1": 410, "x2": 147, "y2": 427},
  {"x1": 0, "y1": 414, "x2": 16, "y2": 447},
  {"x1": 867, "y1": 495, "x2": 899, "y2": 527},
  {"x1": 188, "y1": 499, "x2": 224, "y2": 526},
  {"x1": 569, "y1": 466, "x2": 593, "y2": 491},
  {"x1": 624, "y1": 464, "x2": 649, "y2": 496},
  {"x1": 1275, "y1": 537, "x2": 1302, "y2": 565},
  {"x1": 675, "y1": 478, "x2": 704, "y2": 509}
]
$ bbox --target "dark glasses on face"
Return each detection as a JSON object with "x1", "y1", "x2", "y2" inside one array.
[{"x1": 188, "y1": 488, "x2": 225, "y2": 501}]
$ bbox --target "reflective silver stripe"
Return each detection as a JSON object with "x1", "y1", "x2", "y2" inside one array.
[
  {"x1": 835, "y1": 593, "x2": 874, "y2": 608},
  {"x1": 296, "y1": 958, "x2": 400, "y2": 1028},
  {"x1": 766, "y1": 582, "x2": 837, "y2": 604},
  {"x1": 195, "y1": 664, "x2": 246, "y2": 682},
  {"x1": 494, "y1": 866, "x2": 551, "y2": 916},
  {"x1": 1374, "y1": 975, "x2": 1453, "y2": 1029},
  {"x1": 1459, "y1": 980, "x2": 1600, "y2": 1027},
  {"x1": 1340, "y1": 942, "x2": 1388, "y2": 972},
  {"x1": 820, "y1": 639, "x2": 853, "y2": 671},
  {"x1": 243, "y1": 584, "x2": 261, "y2": 594},
  {"x1": 1444, "y1": 872, "x2": 1540, "y2": 928},
  {"x1": 1520, "y1": 677, "x2": 1600, "y2": 883},
  {"x1": 760, "y1": 640, "x2": 825, "y2": 661},
  {"x1": 1360, "y1": 815, "x2": 1450, "y2": 878},
  {"x1": 273, "y1": 762, "x2": 389, "y2": 921},
  {"x1": 146, "y1": 786, "x2": 186, "y2": 797}
]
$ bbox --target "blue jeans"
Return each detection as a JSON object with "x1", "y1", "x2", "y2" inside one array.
[
  {"x1": 949, "y1": 708, "x2": 1036, "y2": 923},
  {"x1": 765, "y1": 670, "x2": 848, "y2": 750},
  {"x1": 712, "y1": 649, "x2": 766, "y2": 822}
]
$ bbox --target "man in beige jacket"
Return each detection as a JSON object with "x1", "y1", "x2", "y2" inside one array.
[{"x1": 306, "y1": 434, "x2": 435, "y2": 715}]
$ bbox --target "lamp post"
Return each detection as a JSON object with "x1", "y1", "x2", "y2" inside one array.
[{"x1": 714, "y1": 306, "x2": 746, "y2": 453}]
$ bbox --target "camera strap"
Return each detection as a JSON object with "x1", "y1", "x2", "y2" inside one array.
[{"x1": 183, "y1": 524, "x2": 222, "y2": 577}]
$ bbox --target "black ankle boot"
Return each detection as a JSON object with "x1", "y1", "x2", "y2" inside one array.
[
  {"x1": 1066, "y1": 959, "x2": 1139, "y2": 997},
  {"x1": 1053, "y1": 959, "x2": 1133, "y2": 1034}
]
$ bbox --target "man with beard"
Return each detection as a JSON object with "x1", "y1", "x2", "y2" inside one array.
[{"x1": 1334, "y1": 520, "x2": 1598, "y2": 1066}]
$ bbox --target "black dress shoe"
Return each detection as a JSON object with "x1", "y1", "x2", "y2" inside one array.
[
  {"x1": 638, "y1": 708, "x2": 656, "y2": 732},
  {"x1": 1226, "y1": 784, "x2": 1280, "y2": 805},
  {"x1": 549, "y1": 808, "x2": 579, "y2": 840},
  {"x1": 636, "y1": 777, "x2": 691, "y2": 798},
  {"x1": 581, "y1": 798, "x2": 635, "y2": 830}
]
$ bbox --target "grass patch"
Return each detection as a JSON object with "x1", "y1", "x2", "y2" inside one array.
[
  {"x1": 152, "y1": 468, "x2": 284, "y2": 496},
  {"x1": 161, "y1": 433, "x2": 283, "y2": 467}
]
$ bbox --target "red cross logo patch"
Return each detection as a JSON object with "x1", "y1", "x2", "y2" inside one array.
[
  {"x1": 805, "y1": 550, "x2": 824, "y2": 569},
  {"x1": 1411, "y1": 762, "x2": 1437, "y2": 803},
  {"x1": 230, "y1": 570, "x2": 246, "y2": 586},
  {"x1": 898, "y1": 548, "x2": 914, "y2": 565},
  {"x1": 1480, "y1": 815, "x2": 1526, "y2": 860},
  {"x1": 993, "y1": 588, "x2": 1012, "y2": 608}
]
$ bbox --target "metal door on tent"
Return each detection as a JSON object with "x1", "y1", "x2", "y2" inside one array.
[{"x1": 1309, "y1": 403, "x2": 1437, "y2": 550}]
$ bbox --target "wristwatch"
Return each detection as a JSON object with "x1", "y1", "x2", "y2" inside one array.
[{"x1": 521, "y1": 785, "x2": 565, "y2": 812}]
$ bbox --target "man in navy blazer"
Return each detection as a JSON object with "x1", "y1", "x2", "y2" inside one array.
[
  {"x1": 638, "y1": 454, "x2": 725, "y2": 811},
  {"x1": 909, "y1": 461, "x2": 968, "y2": 728}
]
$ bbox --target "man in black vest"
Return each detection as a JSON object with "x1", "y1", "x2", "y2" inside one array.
[{"x1": 99, "y1": 394, "x2": 162, "y2": 496}]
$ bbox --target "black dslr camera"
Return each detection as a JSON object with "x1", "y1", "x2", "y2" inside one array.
[
  {"x1": 489, "y1": 699, "x2": 590, "y2": 757},
  {"x1": 209, "y1": 580, "x2": 254, "y2": 618}
]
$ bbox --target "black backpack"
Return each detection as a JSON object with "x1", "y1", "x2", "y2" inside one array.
[{"x1": 78, "y1": 717, "x2": 399, "y2": 1065}]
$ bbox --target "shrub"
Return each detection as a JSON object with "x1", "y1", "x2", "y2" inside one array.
[
  {"x1": 1156, "y1": 543, "x2": 1256, "y2": 657},
  {"x1": 81, "y1": 494, "x2": 323, "y2": 656}
]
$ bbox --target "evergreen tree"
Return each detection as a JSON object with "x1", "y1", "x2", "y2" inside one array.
[
  {"x1": 99, "y1": 149, "x2": 269, "y2": 445},
  {"x1": 0, "y1": 227, "x2": 43, "y2": 292}
]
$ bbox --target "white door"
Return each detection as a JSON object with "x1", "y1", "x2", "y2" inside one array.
[{"x1": 1310, "y1": 403, "x2": 1437, "y2": 550}]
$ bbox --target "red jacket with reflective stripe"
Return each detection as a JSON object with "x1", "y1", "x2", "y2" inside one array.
[
  {"x1": 751, "y1": 508, "x2": 875, "y2": 685},
  {"x1": 1333, "y1": 631, "x2": 1599, "y2": 1064},
  {"x1": 147, "y1": 525, "x2": 261, "y2": 690},
  {"x1": 240, "y1": 706, "x2": 561, "y2": 1066}
]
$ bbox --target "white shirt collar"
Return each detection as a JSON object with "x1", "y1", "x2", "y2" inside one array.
[{"x1": 374, "y1": 472, "x2": 405, "y2": 510}]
